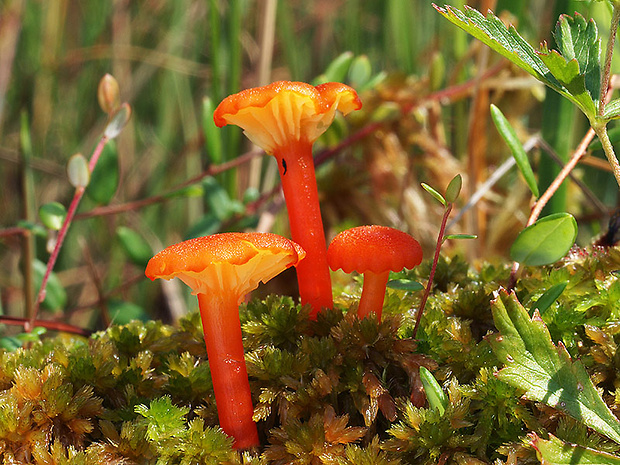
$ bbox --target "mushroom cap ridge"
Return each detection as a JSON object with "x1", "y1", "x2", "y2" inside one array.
[
  {"x1": 146, "y1": 232, "x2": 305, "y2": 297},
  {"x1": 213, "y1": 81, "x2": 362, "y2": 154},
  {"x1": 327, "y1": 225, "x2": 422, "y2": 275}
]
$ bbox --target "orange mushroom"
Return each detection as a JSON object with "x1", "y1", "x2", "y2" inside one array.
[
  {"x1": 145, "y1": 232, "x2": 305, "y2": 449},
  {"x1": 327, "y1": 225, "x2": 422, "y2": 320},
  {"x1": 213, "y1": 81, "x2": 362, "y2": 317}
]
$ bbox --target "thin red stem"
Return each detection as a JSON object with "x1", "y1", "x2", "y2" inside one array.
[
  {"x1": 358, "y1": 270, "x2": 390, "y2": 321},
  {"x1": 413, "y1": 203, "x2": 452, "y2": 338},
  {"x1": 30, "y1": 136, "x2": 108, "y2": 331},
  {"x1": 274, "y1": 141, "x2": 333, "y2": 316},
  {"x1": 197, "y1": 293, "x2": 259, "y2": 449}
]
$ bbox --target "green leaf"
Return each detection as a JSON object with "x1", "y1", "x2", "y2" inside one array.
[
  {"x1": 33, "y1": 259, "x2": 67, "y2": 311},
  {"x1": 421, "y1": 182, "x2": 446, "y2": 206},
  {"x1": 489, "y1": 290, "x2": 620, "y2": 443},
  {"x1": 490, "y1": 104, "x2": 539, "y2": 197},
  {"x1": 86, "y1": 140, "x2": 118, "y2": 205},
  {"x1": 348, "y1": 55, "x2": 372, "y2": 89},
  {"x1": 551, "y1": 13, "x2": 601, "y2": 112},
  {"x1": 433, "y1": 5, "x2": 600, "y2": 119},
  {"x1": 313, "y1": 51, "x2": 354, "y2": 85},
  {"x1": 419, "y1": 366, "x2": 448, "y2": 415},
  {"x1": 387, "y1": 279, "x2": 424, "y2": 291},
  {"x1": 135, "y1": 396, "x2": 189, "y2": 441},
  {"x1": 39, "y1": 202, "x2": 66, "y2": 231},
  {"x1": 445, "y1": 174, "x2": 462, "y2": 203},
  {"x1": 67, "y1": 153, "x2": 90, "y2": 188},
  {"x1": 108, "y1": 299, "x2": 149, "y2": 324},
  {"x1": 603, "y1": 98, "x2": 620, "y2": 120},
  {"x1": 104, "y1": 103, "x2": 131, "y2": 139},
  {"x1": 116, "y1": 226, "x2": 153, "y2": 268},
  {"x1": 443, "y1": 234, "x2": 477, "y2": 241},
  {"x1": 202, "y1": 97, "x2": 223, "y2": 165},
  {"x1": 203, "y1": 176, "x2": 241, "y2": 220},
  {"x1": 532, "y1": 282, "x2": 568, "y2": 314},
  {"x1": 510, "y1": 213, "x2": 577, "y2": 266},
  {"x1": 530, "y1": 433, "x2": 620, "y2": 465}
]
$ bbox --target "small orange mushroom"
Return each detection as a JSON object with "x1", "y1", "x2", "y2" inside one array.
[
  {"x1": 214, "y1": 81, "x2": 362, "y2": 317},
  {"x1": 327, "y1": 225, "x2": 422, "y2": 320},
  {"x1": 145, "y1": 232, "x2": 305, "y2": 449}
]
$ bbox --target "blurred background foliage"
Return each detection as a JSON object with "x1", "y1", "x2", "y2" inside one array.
[{"x1": 0, "y1": 0, "x2": 618, "y2": 331}]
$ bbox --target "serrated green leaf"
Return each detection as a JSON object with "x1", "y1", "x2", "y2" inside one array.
[
  {"x1": 419, "y1": 366, "x2": 448, "y2": 415},
  {"x1": 387, "y1": 279, "x2": 424, "y2": 291},
  {"x1": 510, "y1": 213, "x2": 577, "y2": 266},
  {"x1": 39, "y1": 202, "x2": 66, "y2": 231},
  {"x1": 421, "y1": 182, "x2": 446, "y2": 206},
  {"x1": 553, "y1": 13, "x2": 601, "y2": 111},
  {"x1": 86, "y1": 140, "x2": 118, "y2": 205},
  {"x1": 116, "y1": 226, "x2": 153, "y2": 268},
  {"x1": 489, "y1": 290, "x2": 620, "y2": 443},
  {"x1": 433, "y1": 5, "x2": 600, "y2": 119},
  {"x1": 531, "y1": 433, "x2": 620, "y2": 465},
  {"x1": 490, "y1": 104, "x2": 539, "y2": 197}
]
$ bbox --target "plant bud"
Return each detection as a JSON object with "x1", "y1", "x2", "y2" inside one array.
[{"x1": 98, "y1": 74, "x2": 120, "y2": 115}]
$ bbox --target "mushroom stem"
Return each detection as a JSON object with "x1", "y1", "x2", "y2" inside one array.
[
  {"x1": 358, "y1": 270, "x2": 390, "y2": 320},
  {"x1": 197, "y1": 293, "x2": 259, "y2": 449},
  {"x1": 274, "y1": 141, "x2": 333, "y2": 316}
]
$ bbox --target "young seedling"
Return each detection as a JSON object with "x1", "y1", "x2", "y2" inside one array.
[
  {"x1": 327, "y1": 225, "x2": 422, "y2": 321},
  {"x1": 213, "y1": 81, "x2": 362, "y2": 317},
  {"x1": 414, "y1": 174, "x2": 475, "y2": 337},
  {"x1": 145, "y1": 232, "x2": 305, "y2": 449}
]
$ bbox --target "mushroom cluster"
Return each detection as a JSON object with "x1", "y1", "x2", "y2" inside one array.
[
  {"x1": 146, "y1": 81, "x2": 424, "y2": 449},
  {"x1": 146, "y1": 232, "x2": 305, "y2": 449}
]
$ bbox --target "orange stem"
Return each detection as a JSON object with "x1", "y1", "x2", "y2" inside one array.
[
  {"x1": 274, "y1": 141, "x2": 333, "y2": 316},
  {"x1": 197, "y1": 293, "x2": 259, "y2": 449},
  {"x1": 358, "y1": 270, "x2": 390, "y2": 320}
]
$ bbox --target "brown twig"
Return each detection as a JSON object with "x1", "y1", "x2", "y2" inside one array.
[{"x1": 0, "y1": 315, "x2": 92, "y2": 337}]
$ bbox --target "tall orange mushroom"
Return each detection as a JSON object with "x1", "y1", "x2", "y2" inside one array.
[
  {"x1": 327, "y1": 225, "x2": 422, "y2": 321},
  {"x1": 213, "y1": 81, "x2": 362, "y2": 317},
  {"x1": 145, "y1": 232, "x2": 305, "y2": 449}
]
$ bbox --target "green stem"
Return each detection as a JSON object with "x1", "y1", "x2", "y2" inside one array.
[
  {"x1": 593, "y1": 122, "x2": 620, "y2": 189},
  {"x1": 31, "y1": 136, "x2": 109, "y2": 330}
]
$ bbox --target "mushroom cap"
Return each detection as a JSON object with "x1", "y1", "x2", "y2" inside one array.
[
  {"x1": 213, "y1": 81, "x2": 362, "y2": 155},
  {"x1": 327, "y1": 225, "x2": 422, "y2": 274},
  {"x1": 146, "y1": 233, "x2": 306, "y2": 301}
]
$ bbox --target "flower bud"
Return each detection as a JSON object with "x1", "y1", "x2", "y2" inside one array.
[{"x1": 98, "y1": 74, "x2": 120, "y2": 115}]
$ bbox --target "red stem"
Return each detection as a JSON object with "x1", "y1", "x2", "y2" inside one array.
[
  {"x1": 274, "y1": 141, "x2": 333, "y2": 316},
  {"x1": 358, "y1": 270, "x2": 390, "y2": 321},
  {"x1": 31, "y1": 136, "x2": 109, "y2": 331},
  {"x1": 197, "y1": 293, "x2": 259, "y2": 449},
  {"x1": 413, "y1": 203, "x2": 452, "y2": 338}
]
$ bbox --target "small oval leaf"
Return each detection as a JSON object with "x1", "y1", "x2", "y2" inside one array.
[
  {"x1": 444, "y1": 234, "x2": 477, "y2": 241},
  {"x1": 67, "y1": 153, "x2": 90, "y2": 188},
  {"x1": 421, "y1": 183, "x2": 446, "y2": 206},
  {"x1": 39, "y1": 202, "x2": 67, "y2": 231},
  {"x1": 510, "y1": 213, "x2": 578, "y2": 266},
  {"x1": 490, "y1": 104, "x2": 539, "y2": 198},
  {"x1": 348, "y1": 55, "x2": 372, "y2": 88},
  {"x1": 445, "y1": 174, "x2": 462, "y2": 203},
  {"x1": 387, "y1": 279, "x2": 425, "y2": 291},
  {"x1": 315, "y1": 51, "x2": 354, "y2": 85}
]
